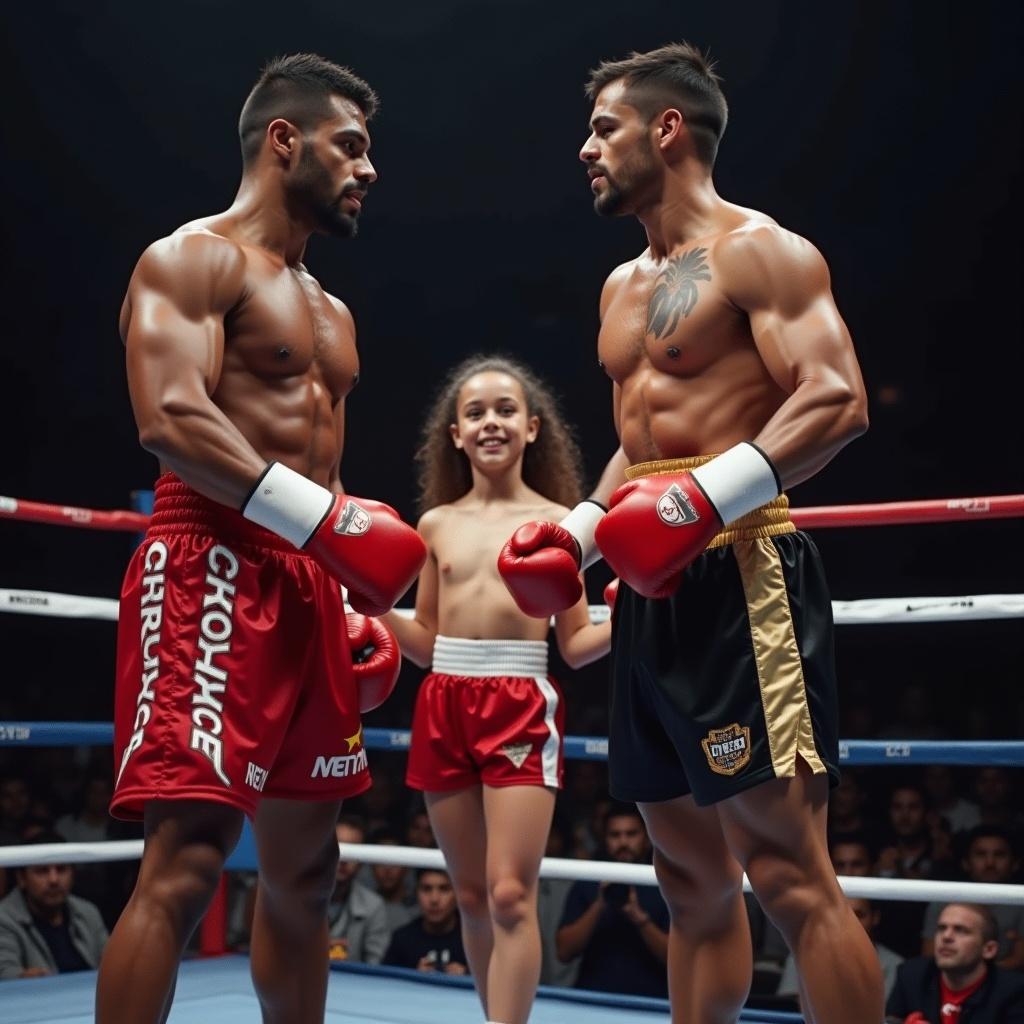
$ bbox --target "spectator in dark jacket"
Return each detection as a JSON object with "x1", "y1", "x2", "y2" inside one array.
[{"x1": 886, "y1": 902, "x2": 1024, "y2": 1023}]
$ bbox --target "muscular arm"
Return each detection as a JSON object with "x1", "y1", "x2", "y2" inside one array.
[
  {"x1": 719, "y1": 226, "x2": 869, "y2": 489},
  {"x1": 123, "y1": 232, "x2": 264, "y2": 507}
]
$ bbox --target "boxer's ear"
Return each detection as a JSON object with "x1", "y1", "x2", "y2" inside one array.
[
  {"x1": 449, "y1": 423, "x2": 464, "y2": 450},
  {"x1": 525, "y1": 414, "x2": 540, "y2": 444}
]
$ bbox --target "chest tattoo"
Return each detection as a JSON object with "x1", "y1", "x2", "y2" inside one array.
[{"x1": 645, "y1": 246, "x2": 711, "y2": 340}]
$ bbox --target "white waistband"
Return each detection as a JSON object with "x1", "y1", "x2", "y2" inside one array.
[{"x1": 431, "y1": 635, "x2": 549, "y2": 677}]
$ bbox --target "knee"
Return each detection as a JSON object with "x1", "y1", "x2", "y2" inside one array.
[
  {"x1": 488, "y1": 875, "x2": 531, "y2": 929},
  {"x1": 653, "y1": 849, "x2": 742, "y2": 925},
  {"x1": 744, "y1": 855, "x2": 832, "y2": 935},
  {"x1": 261, "y1": 836, "x2": 339, "y2": 915},
  {"x1": 142, "y1": 844, "x2": 227, "y2": 926}
]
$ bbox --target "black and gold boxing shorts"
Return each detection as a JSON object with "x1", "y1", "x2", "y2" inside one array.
[{"x1": 608, "y1": 456, "x2": 840, "y2": 807}]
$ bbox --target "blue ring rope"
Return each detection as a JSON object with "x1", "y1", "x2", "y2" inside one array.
[{"x1": 2, "y1": 722, "x2": 1021, "y2": 766}]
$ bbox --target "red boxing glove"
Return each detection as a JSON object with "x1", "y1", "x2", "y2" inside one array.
[
  {"x1": 903, "y1": 1014, "x2": 929, "y2": 1024},
  {"x1": 603, "y1": 577, "x2": 620, "y2": 613},
  {"x1": 346, "y1": 613, "x2": 401, "y2": 713},
  {"x1": 242, "y1": 462, "x2": 427, "y2": 617},
  {"x1": 595, "y1": 443, "x2": 780, "y2": 599},
  {"x1": 498, "y1": 500, "x2": 606, "y2": 619},
  {"x1": 498, "y1": 522, "x2": 582, "y2": 618}
]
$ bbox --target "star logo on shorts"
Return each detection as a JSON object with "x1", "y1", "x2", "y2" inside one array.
[
  {"x1": 501, "y1": 743, "x2": 532, "y2": 769},
  {"x1": 344, "y1": 727, "x2": 363, "y2": 752},
  {"x1": 334, "y1": 501, "x2": 371, "y2": 537},
  {"x1": 657, "y1": 484, "x2": 700, "y2": 527}
]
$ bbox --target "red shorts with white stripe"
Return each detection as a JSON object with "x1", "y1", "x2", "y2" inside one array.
[
  {"x1": 406, "y1": 636, "x2": 565, "y2": 792},
  {"x1": 110, "y1": 475, "x2": 371, "y2": 821}
]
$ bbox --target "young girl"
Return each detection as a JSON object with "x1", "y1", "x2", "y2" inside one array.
[{"x1": 382, "y1": 355, "x2": 610, "y2": 1024}]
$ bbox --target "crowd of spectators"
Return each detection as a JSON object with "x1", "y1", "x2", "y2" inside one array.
[{"x1": 1, "y1": 734, "x2": 1022, "y2": 1020}]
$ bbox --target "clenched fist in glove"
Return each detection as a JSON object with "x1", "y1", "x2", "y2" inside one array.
[
  {"x1": 346, "y1": 612, "x2": 401, "y2": 713},
  {"x1": 595, "y1": 443, "x2": 781, "y2": 599},
  {"x1": 243, "y1": 462, "x2": 427, "y2": 616}
]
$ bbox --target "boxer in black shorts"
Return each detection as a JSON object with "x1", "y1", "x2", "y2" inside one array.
[
  {"x1": 608, "y1": 461, "x2": 839, "y2": 807},
  {"x1": 500, "y1": 43, "x2": 883, "y2": 1024}
]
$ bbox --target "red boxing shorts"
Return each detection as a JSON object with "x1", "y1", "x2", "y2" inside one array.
[
  {"x1": 111, "y1": 475, "x2": 371, "y2": 821},
  {"x1": 406, "y1": 636, "x2": 565, "y2": 792}
]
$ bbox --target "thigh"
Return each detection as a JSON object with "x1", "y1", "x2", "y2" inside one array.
[
  {"x1": 716, "y1": 761, "x2": 830, "y2": 863},
  {"x1": 640, "y1": 794, "x2": 741, "y2": 889},
  {"x1": 137, "y1": 800, "x2": 245, "y2": 885},
  {"x1": 608, "y1": 584, "x2": 691, "y2": 804},
  {"x1": 426, "y1": 786, "x2": 488, "y2": 894},
  {"x1": 482, "y1": 785, "x2": 556, "y2": 886},
  {"x1": 253, "y1": 798, "x2": 343, "y2": 886}
]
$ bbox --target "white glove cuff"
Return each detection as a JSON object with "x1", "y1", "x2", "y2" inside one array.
[
  {"x1": 691, "y1": 443, "x2": 781, "y2": 527},
  {"x1": 559, "y1": 500, "x2": 606, "y2": 570},
  {"x1": 242, "y1": 462, "x2": 333, "y2": 548}
]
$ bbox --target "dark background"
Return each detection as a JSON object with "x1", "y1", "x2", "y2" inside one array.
[{"x1": 0, "y1": 1, "x2": 1021, "y2": 732}]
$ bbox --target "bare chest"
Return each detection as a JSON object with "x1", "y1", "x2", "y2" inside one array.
[
  {"x1": 433, "y1": 511, "x2": 551, "y2": 586},
  {"x1": 225, "y1": 257, "x2": 358, "y2": 400},
  {"x1": 598, "y1": 245, "x2": 747, "y2": 382}
]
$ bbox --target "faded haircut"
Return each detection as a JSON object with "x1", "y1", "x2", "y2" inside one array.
[
  {"x1": 239, "y1": 53, "x2": 379, "y2": 165},
  {"x1": 585, "y1": 42, "x2": 728, "y2": 166}
]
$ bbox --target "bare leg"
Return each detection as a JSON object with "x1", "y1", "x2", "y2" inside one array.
[
  {"x1": 249, "y1": 798, "x2": 343, "y2": 1024},
  {"x1": 481, "y1": 785, "x2": 556, "y2": 1024},
  {"x1": 718, "y1": 762, "x2": 884, "y2": 1024},
  {"x1": 640, "y1": 796, "x2": 751, "y2": 1024},
  {"x1": 96, "y1": 800, "x2": 244, "y2": 1024},
  {"x1": 426, "y1": 787, "x2": 492, "y2": 1013}
]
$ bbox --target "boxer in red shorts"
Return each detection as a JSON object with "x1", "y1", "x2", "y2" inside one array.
[
  {"x1": 382, "y1": 355, "x2": 610, "y2": 1024},
  {"x1": 97, "y1": 55, "x2": 425, "y2": 1024}
]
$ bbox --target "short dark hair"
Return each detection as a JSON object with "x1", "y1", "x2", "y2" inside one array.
[
  {"x1": 963, "y1": 825, "x2": 1016, "y2": 857},
  {"x1": 585, "y1": 42, "x2": 728, "y2": 166},
  {"x1": 603, "y1": 800, "x2": 644, "y2": 831},
  {"x1": 416, "y1": 867, "x2": 450, "y2": 884},
  {"x1": 239, "y1": 53, "x2": 379, "y2": 165}
]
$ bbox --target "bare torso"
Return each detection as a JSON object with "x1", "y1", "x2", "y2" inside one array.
[
  {"x1": 120, "y1": 215, "x2": 359, "y2": 490},
  {"x1": 424, "y1": 497, "x2": 568, "y2": 641},
  {"x1": 600, "y1": 204, "x2": 786, "y2": 462}
]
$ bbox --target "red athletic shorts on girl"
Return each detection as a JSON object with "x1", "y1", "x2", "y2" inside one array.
[
  {"x1": 111, "y1": 475, "x2": 371, "y2": 820},
  {"x1": 406, "y1": 636, "x2": 565, "y2": 792}
]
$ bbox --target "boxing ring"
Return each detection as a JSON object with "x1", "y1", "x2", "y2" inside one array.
[{"x1": 1, "y1": 489, "x2": 1023, "y2": 1023}]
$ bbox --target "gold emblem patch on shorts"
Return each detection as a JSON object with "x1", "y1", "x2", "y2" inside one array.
[{"x1": 701, "y1": 723, "x2": 752, "y2": 776}]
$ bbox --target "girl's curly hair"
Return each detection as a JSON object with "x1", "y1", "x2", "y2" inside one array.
[{"x1": 416, "y1": 354, "x2": 584, "y2": 513}]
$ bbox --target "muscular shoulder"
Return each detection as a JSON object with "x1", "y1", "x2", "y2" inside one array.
[
  {"x1": 131, "y1": 229, "x2": 247, "y2": 317},
  {"x1": 324, "y1": 292, "x2": 356, "y2": 333},
  {"x1": 713, "y1": 222, "x2": 831, "y2": 315},
  {"x1": 599, "y1": 257, "x2": 640, "y2": 320}
]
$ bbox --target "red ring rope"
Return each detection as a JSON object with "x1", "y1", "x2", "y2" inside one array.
[{"x1": 1, "y1": 493, "x2": 1022, "y2": 534}]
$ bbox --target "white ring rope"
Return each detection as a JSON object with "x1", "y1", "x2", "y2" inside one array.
[
  {"x1": 2, "y1": 588, "x2": 1022, "y2": 626},
  {"x1": 1, "y1": 840, "x2": 1021, "y2": 906}
]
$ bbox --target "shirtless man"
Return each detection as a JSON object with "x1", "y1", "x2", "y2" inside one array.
[
  {"x1": 97, "y1": 54, "x2": 426, "y2": 1023},
  {"x1": 499, "y1": 43, "x2": 883, "y2": 1023}
]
